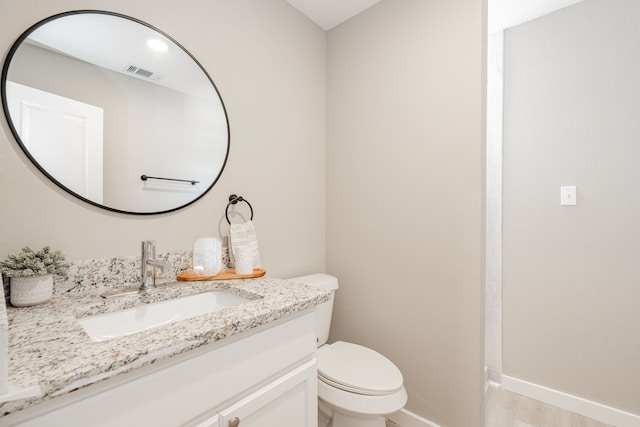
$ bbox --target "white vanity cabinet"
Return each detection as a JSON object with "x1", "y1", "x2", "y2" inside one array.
[
  {"x1": 4, "y1": 312, "x2": 318, "y2": 427},
  {"x1": 198, "y1": 359, "x2": 316, "y2": 427}
]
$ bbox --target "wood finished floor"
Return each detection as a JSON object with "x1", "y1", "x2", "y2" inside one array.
[
  {"x1": 385, "y1": 386, "x2": 613, "y2": 427},
  {"x1": 485, "y1": 386, "x2": 613, "y2": 427}
]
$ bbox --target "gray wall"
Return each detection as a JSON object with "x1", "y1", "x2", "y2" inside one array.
[
  {"x1": 327, "y1": 1, "x2": 486, "y2": 426},
  {"x1": 503, "y1": 0, "x2": 640, "y2": 414},
  {"x1": 0, "y1": 0, "x2": 327, "y2": 279}
]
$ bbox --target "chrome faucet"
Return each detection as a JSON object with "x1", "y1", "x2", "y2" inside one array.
[{"x1": 140, "y1": 240, "x2": 171, "y2": 290}]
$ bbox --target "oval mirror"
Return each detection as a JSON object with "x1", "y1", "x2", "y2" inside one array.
[{"x1": 1, "y1": 10, "x2": 229, "y2": 214}]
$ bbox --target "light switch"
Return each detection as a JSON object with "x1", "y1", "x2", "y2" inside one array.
[{"x1": 560, "y1": 186, "x2": 577, "y2": 206}]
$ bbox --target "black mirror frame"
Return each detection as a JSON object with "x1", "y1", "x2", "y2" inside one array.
[{"x1": 1, "y1": 10, "x2": 230, "y2": 215}]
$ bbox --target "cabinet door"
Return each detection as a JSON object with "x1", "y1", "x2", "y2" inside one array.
[{"x1": 219, "y1": 360, "x2": 317, "y2": 427}]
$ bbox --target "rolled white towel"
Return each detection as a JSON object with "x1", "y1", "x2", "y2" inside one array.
[{"x1": 228, "y1": 220, "x2": 261, "y2": 268}]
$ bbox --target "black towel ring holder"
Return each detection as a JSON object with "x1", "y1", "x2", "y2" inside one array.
[{"x1": 225, "y1": 194, "x2": 253, "y2": 224}]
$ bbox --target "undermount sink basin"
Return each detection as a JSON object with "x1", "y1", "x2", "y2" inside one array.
[{"x1": 79, "y1": 291, "x2": 250, "y2": 342}]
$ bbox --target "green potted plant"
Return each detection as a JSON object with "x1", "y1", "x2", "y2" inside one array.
[{"x1": 0, "y1": 246, "x2": 69, "y2": 307}]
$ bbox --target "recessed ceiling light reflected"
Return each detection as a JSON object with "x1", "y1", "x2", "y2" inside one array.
[{"x1": 147, "y1": 37, "x2": 169, "y2": 52}]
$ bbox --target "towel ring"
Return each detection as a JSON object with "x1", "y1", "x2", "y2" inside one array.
[{"x1": 225, "y1": 194, "x2": 253, "y2": 224}]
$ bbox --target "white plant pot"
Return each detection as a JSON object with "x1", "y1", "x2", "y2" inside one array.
[{"x1": 10, "y1": 274, "x2": 53, "y2": 307}]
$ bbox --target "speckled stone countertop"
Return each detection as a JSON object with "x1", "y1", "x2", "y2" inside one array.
[
  {"x1": 0, "y1": 290, "x2": 7, "y2": 395},
  {"x1": 0, "y1": 252, "x2": 329, "y2": 417}
]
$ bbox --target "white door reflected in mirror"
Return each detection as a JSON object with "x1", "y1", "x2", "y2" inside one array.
[{"x1": 6, "y1": 81, "x2": 104, "y2": 203}]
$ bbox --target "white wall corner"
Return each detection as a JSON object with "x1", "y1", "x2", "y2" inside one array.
[{"x1": 485, "y1": 28, "x2": 504, "y2": 377}]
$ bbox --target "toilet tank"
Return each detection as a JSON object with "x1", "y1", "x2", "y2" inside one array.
[{"x1": 289, "y1": 274, "x2": 338, "y2": 347}]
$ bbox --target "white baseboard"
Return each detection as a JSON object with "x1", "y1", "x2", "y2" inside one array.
[
  {"x1": 388, "y1": 373, "x2": 640, "y2": 427},
  {"x1": 387, "y1": 408, "x2": 441, "y2": 427},
  {"x1": 501, "y1": 374, "x2": 640, "y2": 427}
]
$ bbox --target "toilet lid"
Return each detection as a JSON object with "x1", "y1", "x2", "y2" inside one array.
[{"x1": 317, "y1": 341, "x2": 403, "y2": 396}]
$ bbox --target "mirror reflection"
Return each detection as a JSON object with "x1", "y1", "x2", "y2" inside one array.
[{"x1": 1, "y1": 11, "x2": 229, "y2": 214}]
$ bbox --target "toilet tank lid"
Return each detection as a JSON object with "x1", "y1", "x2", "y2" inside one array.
[{"x1": 289, "y1": 273, "x2": 338, "y2": 290}]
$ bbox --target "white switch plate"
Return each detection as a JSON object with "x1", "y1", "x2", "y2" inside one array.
[{"x1": 560, "y1": 186, "x2": 577, "y2": 206}]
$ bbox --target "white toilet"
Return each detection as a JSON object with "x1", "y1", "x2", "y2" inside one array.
[{"x1": 291, "y1": 274, "x2": 407, "y2": 427}]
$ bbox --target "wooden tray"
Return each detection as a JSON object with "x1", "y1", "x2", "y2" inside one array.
[{"x1": 176, "y1": 268, "x2": 266, "y2": 282}]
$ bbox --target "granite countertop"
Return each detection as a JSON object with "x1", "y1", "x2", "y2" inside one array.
[{"x1": 0, "y1": 276, "x2": 329, "y2": 417}]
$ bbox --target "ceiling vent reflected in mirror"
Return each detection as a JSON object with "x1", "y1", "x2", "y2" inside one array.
[{"x1": 124, "y1": 64, "x2": 162, "y2": 80}]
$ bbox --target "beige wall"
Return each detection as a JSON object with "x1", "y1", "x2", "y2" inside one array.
[
  {"x1": 326, "y1": 1, "x2": 486, "y2": 426},
  {"x1": 1, "y1": 0, "x2": 488, "y2": 424},
  {"x1": 503, "y1": 0, "x2": 640, "y2": 415},
  {"x1": 0, "y1": 0, "x2": 327, "y2": 278}
]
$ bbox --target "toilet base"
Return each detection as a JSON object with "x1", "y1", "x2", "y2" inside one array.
[
  {"x1": 333, "y1": 411, "x2": 386, "y2": 427},
  {"x1": 319, "y1": 399, "x2": 387, "y2": 427}
]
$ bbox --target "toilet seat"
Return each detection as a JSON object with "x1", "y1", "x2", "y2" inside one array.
[
  {"x1": 317, "y1": 341, "x2": 404, "y2": 396},
  {"x1": 318, "y1": 379, "x2": 408, "y2": 417}
]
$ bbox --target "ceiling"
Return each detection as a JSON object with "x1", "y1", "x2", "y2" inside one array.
[
  {"x1": 286, "y1": 0, "x2": 585, "y2": 32},
  {"x1": 285, "y1": 0, "x2": 382, "y2": 30},
  {"x1": 25, "y1": 13, "x2": 216, "y2": 100}
]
